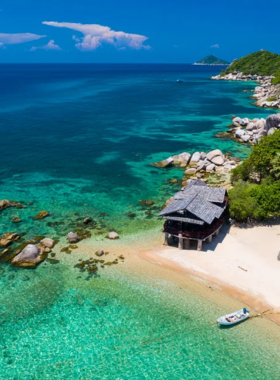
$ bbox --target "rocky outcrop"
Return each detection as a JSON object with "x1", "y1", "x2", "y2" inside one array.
[
  {"x1": 172, "y1": 152, "x2": 191, "y2": 167},
  {"x1": 189, "y1": 152, "x2": 201, "y2": 167},
  {"x1": 266, "y1": 114, "x2": 280, "y2": 132},
  {"x1": 11, "y1": 244, "x2": 47, "y2": 268},
  {"x1": 217, "y1": 113, "x2": 280, "y2": 145},
  {"x1": 206, "y1": 149, "x2": 225, "y2": 166}
]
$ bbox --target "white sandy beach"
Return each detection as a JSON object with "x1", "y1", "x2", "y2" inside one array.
[{"x1": 147, "y1": 224, "x2": 280, "y2": 314}]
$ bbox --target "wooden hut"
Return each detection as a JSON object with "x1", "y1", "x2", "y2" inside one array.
[{"x1": 159, "y1": 180, "x2": 228, "y2": 250}]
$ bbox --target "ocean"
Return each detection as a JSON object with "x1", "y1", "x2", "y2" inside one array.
[{"x1": 0, "y1": 64, "x2": 279, "y2": 379}]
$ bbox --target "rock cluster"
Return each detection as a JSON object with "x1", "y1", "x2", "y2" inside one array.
[
  {"x1": 220, "y1": 114, "x2": 280, "y2": 145},
  {"x1": 212, "y1": 71, "x2": 280, "y2": 110},
  {"x1": 153, "y1": 149, "x2": 239, "y2": 179}
]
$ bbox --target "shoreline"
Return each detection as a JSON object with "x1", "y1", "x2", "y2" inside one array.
[
  {"x1": 138, "y1": 224, "x2": 280, "y2": 325},
  {"x1": 51, "y1": 222, "x2": 280, "y2": 327}
]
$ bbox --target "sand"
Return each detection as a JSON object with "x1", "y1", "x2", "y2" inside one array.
[
  {"x1": 142, "y1": 223, "x2": 280, "y2": 321},
  {"x1": 53, "y1": 222, "x2": 280, "y2": 324}
]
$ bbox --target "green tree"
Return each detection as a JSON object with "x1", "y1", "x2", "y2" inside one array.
[{"x1": 228, "y1": 181, "x2": 259, "y2": 221}]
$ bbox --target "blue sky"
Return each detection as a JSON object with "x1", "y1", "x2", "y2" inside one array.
[{"x1": 0, "y1": 0, "x2": 279, "y2": 63}]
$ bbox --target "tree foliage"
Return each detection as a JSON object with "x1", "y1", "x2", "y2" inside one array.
[
  {"x1": 229, "y1": 131, "x2": 280, "y2": 220},
  {"x1": 225, "y1": 50, "x2": 280, "y2": 76}
]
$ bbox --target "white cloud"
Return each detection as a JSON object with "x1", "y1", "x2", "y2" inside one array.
[
  {"x1": 0, "y1": 33, "x2": 45, "y2": 46},
  {"x1": 72, "y1": 35, "x2": 80, "y2": 42},
  {"x1": 211, "y1": 44, "x2": 220, "y2": 48},
  {"x1": 30, "y1": 39, "x2": 62, "y2": 51},
  {"x1": 43, "y1": 21, "x2": 151, "y2": 51}
]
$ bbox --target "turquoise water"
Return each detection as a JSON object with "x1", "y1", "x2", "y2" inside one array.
[
  {"x1": 1, "y1": 64, "x2": 280, "y2": 379},
  {"x1": 0, "y1": 64, "x2": 275, "y2": 237},
  {"x1": 1, "y1": 261, "x2": 280, "y2": 379}
]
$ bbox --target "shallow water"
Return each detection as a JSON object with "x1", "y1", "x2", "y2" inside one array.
[
  {"x1": 1, "y1": 260, "x2": 280, "y2": 379},
  {"x1": 1, "y1": 64, "x2": 280, "y2": 379}
]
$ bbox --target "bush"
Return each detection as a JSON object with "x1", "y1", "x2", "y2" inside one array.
[
  {"x1": 267, "y1": 95, "x2": 278, "y2": 102},
  {"x1": 228, "y1": 181, "x2": 259, "y2": 221},
  {"x1": 231, "y1": 130, "x2": 280, "y2": 184},
  {"x1": 229, "y1": 131, "x2": 280, "y2": 220},
  {"x1": 228, "y1": 180, "x2": 280, "y2": 220},
  {"x1": 271, "y1": 74, "x2": 280, "y2": 85},
  {"x1": 250, "y1": 181, "x2": 280, "y2": 218}
]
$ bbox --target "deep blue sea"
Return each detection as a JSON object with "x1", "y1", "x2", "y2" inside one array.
[{"x1": 1, "y1": 64, "x2": 280, "y2": 379}]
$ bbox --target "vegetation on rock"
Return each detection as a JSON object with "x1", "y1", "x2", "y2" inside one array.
[{"x1": 225, "y1": 50, "x2": 280, "y2": 77}]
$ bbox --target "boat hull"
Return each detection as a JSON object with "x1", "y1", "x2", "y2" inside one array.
[{"x1": 217, "y1": 309, "x2": 250, "y2": 326}]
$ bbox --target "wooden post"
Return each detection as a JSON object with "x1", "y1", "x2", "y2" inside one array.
[
  {"x1": 215, "y1": 227, "x2": 221, "y2": 236},
  {"x1": 207, "y1": 235, "x2": 213, "y2": 243},
  {"x1": 197, "y1": 240, "x2": 202, "y2": 251},
  {"x1": 164, "y1": 233, "x2": 169, "y2": 246},
  {"x1": 178, "y1": 234, "x2": 184, "y2": 250},
  {"x1": 184, "y1": 239, "x2": 190, "y2": 249}
]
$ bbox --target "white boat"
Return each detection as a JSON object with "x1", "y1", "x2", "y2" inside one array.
[{"x1": 217, "y1": 308, "x2": 250, "y2": 326}]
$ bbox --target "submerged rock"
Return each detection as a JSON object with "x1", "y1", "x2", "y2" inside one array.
[
  {"x1": 0, "y1": 200, "x2": 24, "y2": 212},
  {"x1": 0, "y1": 200, "x2": 11, "y2": 211},
  {"x1": 11, "y1": 217, "x2": 22, "y2": 223},
  {"x1": 152, "y1": 157, "x2": 174, "y2": 168},
  {"x1": 107, "y1": 232, "x2": 119, "y2": 240},
  {"x1": 0, "y1": 232, "x2": 20, "y2": 247},
  {"x1": 40, "y1": 238, "x2": 55, "y2": 249},
  {"x1": 95, "y1": 250, "x2": 105, "y2": 257},
  {"x1": 83, "y1": 217, "x2": 92, "y2": 225},
  {"x1": 11, "y1": 244, "x2": 47, "y2": 268},
  {"x1": 139, "y1": 200, "x2": 154, "y2": 206},
  {"x1": 67, "y1": 232, "x2": 80, "y2": 243},
  {"x1": 33, "y1": 211, "x2": 50, "y2": 220}
]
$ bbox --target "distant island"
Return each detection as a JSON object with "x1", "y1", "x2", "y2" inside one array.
[{"x1": 194, "y1": 55, "x2": 230, "y2": 66}]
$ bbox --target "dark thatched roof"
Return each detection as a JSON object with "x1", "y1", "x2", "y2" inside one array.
[{"x1": 159, "y1": 180, "x2": 227, "y2": 225}]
